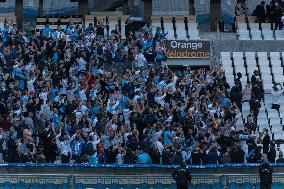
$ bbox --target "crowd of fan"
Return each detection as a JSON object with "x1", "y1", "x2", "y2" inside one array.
[{"x1": 0, "y1": 19, "x2": 278, "y2": 165}]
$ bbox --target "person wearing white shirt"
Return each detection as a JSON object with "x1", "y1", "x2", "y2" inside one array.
[
  {"x1": 79, "y1": 89, "x2": 87, "y2": 102},
  {"x1": 123, "y1": 108, "x2": 131, "y2": 128},
  {"x1": 155, "y1": 137, "x2": 164, "y2": 155},
  {"x1": 106, "y1": 98, "x2": 120, "y2": 114},
  {"x1": 55, "y1": 131, "x2": 72, "y2": 163},
  {"x1": 39, "y1": 89, "x2": 48, "y2": 104},
  {"x1": 77, "y1": 57, "x2": 87, "y2": 72},
  {"x1": 27, "y1": 77, "x2": 35, "y2": 93},
  {"x1": 74, "y1": 109, "x2": 82, "y2": 123},
  {"x1": 134, "y1": 50, "x2": 147, "y2": 69},
  {"x1": 166, "y1": 74, "x2": 178, "y2": 93},
  {"x1": 155, "y1": 92, "x2": 166, "y2": 107},
  {"x1": 89, "y1": 88, "x2": 98, "y2": 100},
  {"x1": 80, "y1": 101, "x2": 89, "y2": 115},
  {"x1": 271, "y1": 83, "x2": 284, "y2": 110}
]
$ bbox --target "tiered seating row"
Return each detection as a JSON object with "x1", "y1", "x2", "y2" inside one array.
[
  {"x1": 221, "y1": 52, "x2": 284, "y2": 91},
  {"x1": 151, "y1": 15, "x2": 199, "y2": 40},
  {"x1": 36, "y1": 15, "x2": 83, "y2": 32},
  {"x1": 236, "y1": 16, "x2": 284, "y2": 40},
  {"x1": 222, "y1": 51, "x2": 284, "y2": 153}
]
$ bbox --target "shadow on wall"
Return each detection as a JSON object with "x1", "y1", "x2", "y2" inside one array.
[{"x1": 92, "y1": 0, "x2": 124, "y2": 11}]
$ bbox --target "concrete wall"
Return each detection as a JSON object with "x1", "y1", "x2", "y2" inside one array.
[
  {"x1": 212, "y1": 40, "x2": 284, "y2": 57},
  {"x1": 152, "y1": 0, "x2": 189, "y2": 16},
  {"x1": 128, "y1": 0, "x2": 144, "y2": 17},
  {"x1": 0, "y1": 0, "x2": 15, "y2": 13},
  {"x1": 90, "y1": 0, "x2": 123, "y2": 11}
]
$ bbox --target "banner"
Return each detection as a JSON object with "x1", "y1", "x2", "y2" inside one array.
[{"x1": 165, "y1": 40, "x2": 210, "y2": 59}]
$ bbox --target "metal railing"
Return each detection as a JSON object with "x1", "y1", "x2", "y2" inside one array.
[{"x1": 0, "y1": 163, "x2": 282, "y2": 188}]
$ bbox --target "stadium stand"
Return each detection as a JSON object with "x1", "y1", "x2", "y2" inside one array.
[{"x1": 1, "y1": 0, "x2": 284, "y2": 189}]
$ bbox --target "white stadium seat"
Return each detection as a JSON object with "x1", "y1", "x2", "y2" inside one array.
[
  {"x1": 188, "y1": 29, "x2": 200, "y2": 39},
  {"x1": 275, "y1": 30, "x2": 284, "y2": 40},
  {"x1": 250, "y1": 29, "x2": 262, "y2": 40},
  {"x1": 238, "y1": 29, "x2": 250, "y2": 40},
  {"x1": 262, "y1": 30, "x2": 274, "y2": 40}
]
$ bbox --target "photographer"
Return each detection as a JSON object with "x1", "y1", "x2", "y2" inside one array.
[{"x1": 271, "y1": 83, "x2": 284, "y2": 111}]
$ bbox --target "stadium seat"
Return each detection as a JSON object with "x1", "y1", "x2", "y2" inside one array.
[
  {"x1": 188, "y1": 23, "x2": 198, "y2": 29},
  {"x1": 249, "y1": 23, "x2": 260, "y2": 30},
  {"x1": 175, "y1": 22, "x2": 188, "y2": 39},
  {"x1": 187, "y1": 30, "x2": 199, "y2": 39},
  {"x1": 221, "y1": 52, "x2": 235, "y2": 87},
  {"x1": 271, "y1": 124, "x2": 283, "y2": 133},
  {"x1": 120, "y1": 16, "x2": 128, "y2": 39},
  {"x1": 270, "y1": 52, "x2": 281, "y2": 60},
  {"x1": 250, "y1": 29, "x2": 262, "y2": 40},
  {"x1": 84, "y1": 15, "x2": 94, "y2": 29},
  {"x1": 270, "y1": 57, "x2": 284, "y2": 82},
  {"x1": 262, "y1": 30, "x2": 274, "y2": 40},
  {"x1": 151, "y1": 16, "x2": 162, "y2": 31},
  {"x1": 176, "y1": 29, "x2": 188, "y2": 39},
  {"x1": 261, "y1": 23, "x2": 272, "y2": 30},
  {"x1": 238, "y1": 29, "x2": 250, "y2": 40},
  {"x1": 237, "y1": 23, "x2": 248, "y2": 31},
  {"x1": 245, "y1": 52, "x2": 258, "y2": 81},
  {"x1": 233, "y1": 52, "x2": 247, "y2": 86},
  {"x1": 257, "y1": 52, "x2": 273, "y2": 90},
  {"x1": 166, "y1": 30, "x2": 176, "y2": 39},
  {"x1": 274, "y1": 132, "x2": 283, "y2": 140},
  {"x1": 275, "y1": 30, "x2": 284, "y2": 40}
]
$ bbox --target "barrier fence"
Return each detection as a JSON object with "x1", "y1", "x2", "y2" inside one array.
[{"x1": 0, "y1": 163, "x2": 283, "y2": 188}]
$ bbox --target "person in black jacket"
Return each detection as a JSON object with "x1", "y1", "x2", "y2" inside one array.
[
  {"x1": 7, "y1": 134, "x2": 19, "y2": 163},
  {"x1": 250, "y1": 97, "x2": 261, "y2": 126},
  {"x1": 124, "y1": 149, "x2": 137, "y2": 164},
  {"x1": 230, "y1": 82, "x2": 242, "y2": 111},
  {"x1": 231, "y1": 144, "x2": 245, "y2": 163},
  {"x1": 267, "y1": 143, "x2": 276, "y2": 163},
  {"x1": 262, "y1": 129, "x2": 270, "y2": 155},
  {"x1": 172, "y1": 162, "x2": 192, "y2": 189},
  {"x1": 255, "y1": 1, "x2": 266, "y2": 29},
  {"x1": 162, "y1": 147, "x2": 173, "y2": 165},
  {"x1": 273, "y1": 4, "x2": 283, "y2": 30},
  {"x1": 191, "y1": 148, "x2": 202, "y2": 165},
  {"x1": 259, "y1": 159, "x2": 273, "y2": 189}
]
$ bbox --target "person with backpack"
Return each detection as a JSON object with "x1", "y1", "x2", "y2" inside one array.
[
  {"x1": 172, "y1": 162, "x2": 192, "y2": 189},
  {"x1": 259, "y1": 159, "x2": 273, "y2": 189},
  {"x1": 84, "y1": 135, "x2": 99, "y2": 165}
]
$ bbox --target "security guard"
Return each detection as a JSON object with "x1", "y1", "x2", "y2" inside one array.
[{"x1": 172, "y1": 162, "x2": 192, "y2": 189}]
